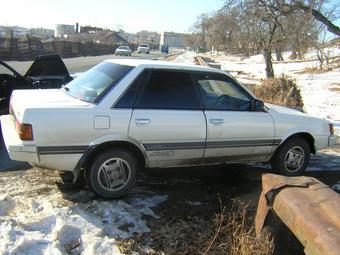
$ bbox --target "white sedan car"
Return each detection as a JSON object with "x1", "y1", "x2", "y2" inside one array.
[
  {"x1": 1, "y1": 59, "x2": 336, "y2": 198},
  {"x1": 137, "y1": 44, "x2": 150, "y2": 54},
  {"x1": 115, "y1": 46, "x2": 132, "y2": 56}
]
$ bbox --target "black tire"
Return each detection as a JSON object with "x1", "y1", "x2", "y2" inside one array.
[
  {"x1": 88, "y1": 149, "x2": 137, "y2": 198},
  {"x1": 271, "y1": 137, "x2": 310, "y2": 176}
]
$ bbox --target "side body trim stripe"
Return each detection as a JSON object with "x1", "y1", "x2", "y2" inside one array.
[
  {"x1": 144, "y1": 139, "x2": 281, "y2": 151},
  {"x1": 38, "y1": 146, "x2": 89, "y2": 155},
  {"x1": 37, "y1": 139, "x2": 282, "y2": 154}
]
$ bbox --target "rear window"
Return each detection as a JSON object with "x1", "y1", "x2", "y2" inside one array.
[
  {"x1": 64, "y1": 62, "x2": 133, "y2": 103},
  {"x1": 139, "y1": 44, "x2": 148, "y2": 47},
  {"x1": 118, "y1": 46, "x2": 128, "y2": 49}
]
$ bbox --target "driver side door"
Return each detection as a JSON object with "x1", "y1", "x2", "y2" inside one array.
[{"x1": 193, "y1": 72, "x2": 276, "y2": 164}]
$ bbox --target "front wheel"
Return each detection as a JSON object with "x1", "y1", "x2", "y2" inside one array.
[
  {"x1": 88, "y1": 149, "x2": 137, "y2": 198},
  {"x1": 271, "y1": 137, "x2": 310, "y2": 176}
]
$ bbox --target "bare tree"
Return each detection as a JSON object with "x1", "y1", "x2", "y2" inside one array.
[{"x1": 189, "y1": 0, "x2": 337, "y2": 78}]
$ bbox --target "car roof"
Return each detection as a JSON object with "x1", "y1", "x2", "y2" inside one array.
[{"x1": 105, "y1": 58, "x2": 224, "y2": 73}]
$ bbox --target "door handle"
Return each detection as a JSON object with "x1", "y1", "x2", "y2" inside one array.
[
  {"x1": 135, "y1": 118, "x2": 151, "y2": 125},
  {"x1": 209, "y1": 118, "x2": 224, "y2": 125}
]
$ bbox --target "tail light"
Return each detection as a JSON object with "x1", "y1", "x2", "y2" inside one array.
[
  {"x1": 329, "y1": 124, "x2": 334, "y2": 135},
  {"x1": 15, "y1": 120, "x2": 33, "y2": 141}
]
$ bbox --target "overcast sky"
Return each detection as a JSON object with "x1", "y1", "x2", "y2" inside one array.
[{"x1": 0, "y1": 0, "x2": 224, "y2": 32}]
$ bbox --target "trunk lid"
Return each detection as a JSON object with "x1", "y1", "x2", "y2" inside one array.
[{"x1": 10, "y1": 89, "x2": 90, "y2": 121}]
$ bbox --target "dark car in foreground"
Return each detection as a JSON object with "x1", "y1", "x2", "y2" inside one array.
[{"x1": 0, "y1": 55, "x2": 72, "y2": 114}]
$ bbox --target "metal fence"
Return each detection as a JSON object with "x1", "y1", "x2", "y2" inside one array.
[{"x1": 0, "y1": 36, "x2": 124, "y2": 61}]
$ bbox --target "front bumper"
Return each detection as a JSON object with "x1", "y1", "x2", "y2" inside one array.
[{"x1": 0, "y1": 115, "x2": 39, "y2": 163}]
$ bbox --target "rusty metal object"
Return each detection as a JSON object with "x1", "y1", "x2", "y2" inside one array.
[{"x1": 255, "y1": 174, "x2": 340, "y2": 255}]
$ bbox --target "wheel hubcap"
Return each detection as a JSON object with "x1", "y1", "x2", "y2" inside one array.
[
  {"x1": 284, "y1": 146, "x2": 305, "y2": 173},
  {"x1": 97, "y1": 158, "x2": 131, "y2": 192}
]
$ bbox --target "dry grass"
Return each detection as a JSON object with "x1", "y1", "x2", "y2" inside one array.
[
  {"x1": 329, "y1": 83, "x2": 340, "y2": 92},
  {"x1": 294, "y1": 67, "x2": 333, "y2": 74},
  {"x1": 118, "y1": 199, "x2": 273, "y2": 255},
  {"x1": 203, "y1": 199, "x2": 273, "y2": 255},
  {"x1": 251, "y1": 76, "x2": 303, "y2": 108}
]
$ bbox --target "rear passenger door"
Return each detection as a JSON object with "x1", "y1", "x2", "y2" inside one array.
[{"x1": 126, "y1": 70, "x2": 206, "y2": 167}]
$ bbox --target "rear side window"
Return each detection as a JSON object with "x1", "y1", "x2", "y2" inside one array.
[{"x1": 135, "y1": 70, "x2": 201, "y2": 110}]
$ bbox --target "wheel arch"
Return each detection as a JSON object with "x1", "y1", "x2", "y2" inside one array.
[
  {"x1": 275, "y1": 132, "x2": 316, "y2": 157},
  {"x1": 79, "y1": 140, "x2": 147, "y2": 175}
]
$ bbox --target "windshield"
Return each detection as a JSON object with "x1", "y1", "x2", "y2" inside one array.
[
  {"x1": 64, "y1": 62, "x2": 133, "y2": 103},
  {"x1": 139, "y1": 44, "x2": 148, "y2": 47},
  {"x1": 118, "y1": 46, "x2": 128, "y2": 49}
]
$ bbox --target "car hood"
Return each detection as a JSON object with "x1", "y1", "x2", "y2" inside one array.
[
  {"x1": 266, "y1": 104, "x2": 307, "y2": 117},
  {"x1": 266, "y1": 103, "x2": 331, "y2": 126},
  {"x1": 11, "y1": 89, "x2": 90, "y2": 121}
]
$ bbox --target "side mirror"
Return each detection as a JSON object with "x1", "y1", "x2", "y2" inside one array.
[{"x1": 252, "y1": 99, "x2": 266, "y2": 112}]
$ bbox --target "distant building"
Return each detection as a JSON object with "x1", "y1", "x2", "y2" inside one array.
[
  {"x1": 29, "y1": 28, "x2": 54, "y2": 39},
  {"x1": 55, "y1": 24, "x2": 75, "y2": 37},
  {"x1": 136, "y1": 30, "x2": 160, "y2": 44},
  {"x1": 80, "y1": 26, "x2": 104, "y2": 34},
  {"x1": 118, "y1": 32, "x2": 137, "y2": 43},
  {"x1": 0, "y1": 26, "x2": 29, "y2": 38},
  {"x1": 160, "y1": 32, "x2": 189, "y2": 48}
]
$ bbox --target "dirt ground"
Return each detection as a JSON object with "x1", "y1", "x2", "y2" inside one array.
[{"x1": 1, "y1": 147, "x2": 339, "y2": 254}]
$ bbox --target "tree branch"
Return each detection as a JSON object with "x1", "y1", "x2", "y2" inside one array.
[{"x1": 295, "y1": 2, "x2": 340, "y2": 36}]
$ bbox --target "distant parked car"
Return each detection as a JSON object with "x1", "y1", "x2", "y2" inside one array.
[
  {"x1": 115, "y1": 46, "x2": 132, "y2": 56},
  {"x1": 0, "y1": 55, "x2": 72, "y2": 115},
  {"x1": 1, "y1": 59, "x2": 336, "y2": 199},
  {"x1": 137, "y1": 44, "x2": 150, "y2": 54}
]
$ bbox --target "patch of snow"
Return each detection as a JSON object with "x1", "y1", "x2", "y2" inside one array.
[
  {"x1": 0, "y1": 195, "x2": 15, "y2": 216},
  {"x1": 0, "y1": 192, "x2": 167, "y2": 255},
  {"x1": 173, "y1": 51, "x2": 196, "y2": 64}
]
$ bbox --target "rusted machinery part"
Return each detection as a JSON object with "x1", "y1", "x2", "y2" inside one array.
[{"x1": 255, "y1": 174, "x2": 340, "y2": 255}]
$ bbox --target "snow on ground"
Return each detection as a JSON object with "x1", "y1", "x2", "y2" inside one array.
[
  {"x1": 172, "y1": 51, "x2": 196, "y2": 65},
  {"x1": 0, "y1": 170, "x2": 167, "y2": 255}
]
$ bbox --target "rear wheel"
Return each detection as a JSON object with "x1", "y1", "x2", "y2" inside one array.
[
  {"x1": 271, "y1": 137, "x2": 310, "y2": 176},
  {"x1": 88, "y1": 149, "x2": 137, "y2": 198}
]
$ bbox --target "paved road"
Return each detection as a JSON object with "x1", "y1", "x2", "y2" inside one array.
[{"x1": 4, "y1": 51, "x2": 164, "y2": 74}]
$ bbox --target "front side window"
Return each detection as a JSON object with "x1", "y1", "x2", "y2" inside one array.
[
  {"x1": 194, "y1": 73, "x2": 252, "y2": 111},
  {"x1": 64, "y1": 62, "x2": 133, "y2": 103},
  {"x1": 135, "y1": 70, "x2": 201, "y2": 110}
]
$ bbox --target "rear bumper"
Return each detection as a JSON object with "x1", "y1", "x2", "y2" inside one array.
[
  {"x1": 116, "y1": 51, "x2": 130, "y2": 55},
  {"x1": 137, "y1": 49, "x2": 149, "y2": 53},
  {"x1": 0, "y1": 115, "x2": 39, "y2": 163}
]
